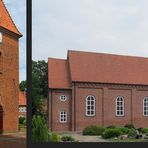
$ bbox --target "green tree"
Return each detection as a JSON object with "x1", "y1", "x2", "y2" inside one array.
[
  {"x1": 32, "y1": 60, "x2": 48, "y2": 116},
  {"x1": 32, "y1": 115, "x2": 49, "y2": 142},
  {"x1": 19, "y1": 80, "x2": 27, "y2": 91}
]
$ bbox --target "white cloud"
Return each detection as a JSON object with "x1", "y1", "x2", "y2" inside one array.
[{"x1": 33, "y1": 0, "x2": 148, "y2": 61}]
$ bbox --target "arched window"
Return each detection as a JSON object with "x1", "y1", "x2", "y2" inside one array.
[
  {"x1": 116, "y1": 96, "x2": 124, "y2": 116},
  {"x1": 143, "y1": 97, "x2": 148, "y2": 116},
  {"x1": 86, "y1": 95, "x2": 95, "y2": 116}
]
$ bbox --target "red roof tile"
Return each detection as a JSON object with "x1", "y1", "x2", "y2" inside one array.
[
  {"x1": 19, "y1": 91, "x2": 26, "y2": 106},
  {"x1": 48, "y1": 50, "x2": 148, "y2": 89},
  {"x1": 68, "y1": 50, "x2": 148, "y2": 85},
  {"x1": 48, "y1": 58, "x2": 71, "y2": 89},
  {"x1": 0, "y1": 0, "x2": 22, "y2": 36}
]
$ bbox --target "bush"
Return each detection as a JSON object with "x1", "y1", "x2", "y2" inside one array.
[
  {"x1": 61, "y1": 136, "x2": 75, "y2": 142},
  {"x1": 106, "y1": 125, "x2": 116, "y2": 129},
  {"x1": 32, "y1": 115, "x2": 49, "y2": 142},
  {"x1": 49, "y1": 133, "x2": 61, "y2": 142},
  {"x1": 141, "y1": 128, "x2": 148, "y2": 134},
  {"x1": 23, "y1": 119, "x2": 26, "y2": 126},
  {"x1": 117, "y1": 127, "x2": 130, "y2": 135},
  {"x1": 137, "y1": 128, "x2": 143, "y2": 133},
  {"x1": 124, "y1": 124, "x2": 135, "y2": 129},
  {"x1": 19, "y1": 117, "x2": 25, "y2": 125},
  {"x1": 102, "y1": 128, "x2": 122, "y2": 139},
  {"x1": 83, "y1": 125, "x2": 105, "y2": 135},
  {"x1": 127, "y1": 128, "x2": 137, "y2": 138}
]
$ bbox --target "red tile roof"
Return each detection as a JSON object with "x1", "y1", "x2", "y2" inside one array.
[
  {"x1": 0, "y1": 0, "x2": 22, "y2": 36},
  {"x1": 48, "y1": 50, "x2": 148, "y2": 89},
  {"x1": 68, "y1": 50, "x2": 148, "y2": 85},
  {"x1": 48, "y1": 58, "x2": 71, "y2": 89},
  {"x1": 19, "y1": 91, "x2": 26, "y2": 106}
]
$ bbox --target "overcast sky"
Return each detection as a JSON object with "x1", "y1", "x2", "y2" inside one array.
[
  {"x1": 4, "y1": 0, "x2": 26, "y2": 82},
  {"x1": 33, "y1": 0, "x2": 148, "y2": 61}
]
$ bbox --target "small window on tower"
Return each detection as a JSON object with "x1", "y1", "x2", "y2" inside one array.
[{"x1": 0, "y1": 32, "x2": 2, "y2": 43}]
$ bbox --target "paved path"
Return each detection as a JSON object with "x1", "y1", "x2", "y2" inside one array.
[
  {"x1": 59, "y1": 132, "x2": 109, "y2": 142},
  {"x1": 0, "y1": 132, "x2": 26, "y2": 148}
]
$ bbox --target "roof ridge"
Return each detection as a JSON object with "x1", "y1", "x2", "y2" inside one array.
[{"x1": 68, "y1": 49, "x2": 148, "y2": 59}]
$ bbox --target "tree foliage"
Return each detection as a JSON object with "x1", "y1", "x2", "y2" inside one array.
[
  {"x1": 19, "y1": 80, "x2": 27, "y2": 91},
  {"x1": 32, "y1": 60, "x2": 48, "y2": 116}
]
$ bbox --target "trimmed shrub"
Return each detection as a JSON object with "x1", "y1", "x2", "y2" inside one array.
[
  {"x1": 61, "y1": 136, "x2": 75, "y2": 142},
  {"x1": 106, "y1": 125, "x2": 116, "y2": 129},
  {"x1": 116, "y1": 127, "x2": 130, "y2": 135},
  {"x1": 102, "y1": 128, "x2": 122, "y2": 139},
  {"x1": 83, "y1": 125, "x2": 105, "y2": 135},
  {"x1": 124, "y1": 124, "x2": 135, "y2": 129},
  {"x1": 49, "y1": 133, "x2": 61, "y2": 142},
  {"x1": 32, "y1": 115, "x2": 49, "y2": 142}
]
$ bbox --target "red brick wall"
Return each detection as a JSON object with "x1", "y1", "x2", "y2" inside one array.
[
  {"x1": 104, "y1": 88, "x2": 132, "y2": 127},
  {"x1": 0, "y1": 31, "x2": 19, "y2": 132},
  {"x1": 49, "y1": 90, "x2": 72, "y2": 131},
  {"x1": 133, "y1": 90, "x2": 148, "y2": 128},
  {"x1": 49, "y1": 83, "x2": 148, "y2": 131},
  {"x1": 74, "y1": 86, "x2": 103, "y2": 131}
]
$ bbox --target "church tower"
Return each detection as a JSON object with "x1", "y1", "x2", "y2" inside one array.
[{"x1": 0, "y1": 0, "x2": 22, "y2": 132}]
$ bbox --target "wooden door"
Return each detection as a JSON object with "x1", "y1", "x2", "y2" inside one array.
[{"x1": 0, "y1": 106, "x2": 3, "y2": 133}]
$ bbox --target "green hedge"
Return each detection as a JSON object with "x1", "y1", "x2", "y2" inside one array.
[
  {"x1": 116, "y1": 127, "x2": 130, "y2": 134},
  {"x1": 83, "y1": 125, "x2": 105, "y2": 135},
  {"x1": 102, "y1": 128, "x2": 122, "y2": 139}
]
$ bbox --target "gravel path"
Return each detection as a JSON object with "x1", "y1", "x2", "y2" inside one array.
[{"x1": 59, "y1": 133, "x2": 109, "y2": 142}]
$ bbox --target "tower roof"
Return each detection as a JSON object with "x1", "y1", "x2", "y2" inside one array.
[{"x1": 0, "y1": 0, "x2": 22, "y2": 36}]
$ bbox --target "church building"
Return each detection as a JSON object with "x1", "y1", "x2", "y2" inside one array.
[
  {"x1": 0, "y1": 0, "x2": 22, "y2": 133},
  {"x1": 48, "y1": 50, "x2": 148, "y2": 131}
]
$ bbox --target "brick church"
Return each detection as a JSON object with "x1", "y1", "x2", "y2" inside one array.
[
  {"x1": 0, "y1": 0, "x2": 22, "y2": 132},
  {"x1": 48, "y1": 50, "x2": 148, "y2": 131}
]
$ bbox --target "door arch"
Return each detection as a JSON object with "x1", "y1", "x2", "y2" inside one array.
[{"x1": 0, "y1": 105, "x2": 3, "y2": 133}]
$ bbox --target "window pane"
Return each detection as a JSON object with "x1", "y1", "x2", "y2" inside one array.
[
  {"x1": 91, "y1": 111, "x2": 94, "y2": 114},
  {"x1": 91, "y1": 101, "x2": 94, "y2": 105}
]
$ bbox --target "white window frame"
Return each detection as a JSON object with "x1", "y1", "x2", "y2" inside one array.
[
  {"x1": 116, "y1": 96, "x2": 124, "y2": 116},
  {"x1": 59, "y1": 95, "x2": 67, "y2": 101},
  {"x1": 19, "y1": 107, "x2": 26, "y2": 112},
  {"x1": 59, "y1": 111, "x2": 67, "y2": 123},
  {"x1": 86, "y1": 95, "x2": 95, "y2": 116},
  {"x1": 143, "y1": 97, "x2": 148, "y2": 116}
]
